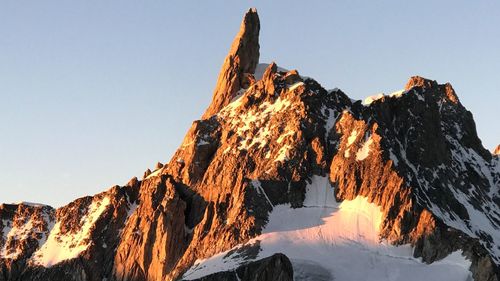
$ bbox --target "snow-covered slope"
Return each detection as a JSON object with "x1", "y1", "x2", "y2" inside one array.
[
  {"x1": 30, "y1": 196, "x2": 111, "y2": 267},
  {"x1": 183, "y1": 176, "x2": 472, "y2": 281}
]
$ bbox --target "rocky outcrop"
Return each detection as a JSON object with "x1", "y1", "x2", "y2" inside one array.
[
  {"x1": 494, "y1": 145, "x2": 500, "y2": 156},
  {"x1": 0, "y1": 183, "x2": 140, "y2": 281},
  {"x1": 330, "y1": 76, "x2": 500, "y2": 280},
  {"x1": 0, "y1": 203, "x2": 54, "y2": 281},
  {"x1": 189, "y1": 253, "x2": 293, "y2": 281},
  {"x1": 202, "y1": 8, "x2": 260, "y2": 119},
  {"x1": 113, "y1": 176, "x2": 191, "y2": 281}
]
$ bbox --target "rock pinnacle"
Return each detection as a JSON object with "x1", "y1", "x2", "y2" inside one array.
[{"x1": 202, "y1": 8, "x2": 260, "y2": 119}]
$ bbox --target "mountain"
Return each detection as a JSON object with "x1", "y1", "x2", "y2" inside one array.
[{"x1": 2, "y1": 8, "x2": 500, "y2": 281}]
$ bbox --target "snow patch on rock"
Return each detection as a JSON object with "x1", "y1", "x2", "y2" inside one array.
[
  {"x1": 356, "y1": 136, "x2": 373, "y2": 161},
  {"x1": 1, "y1": 208, "x2": 53, "y2": 260},
  {"x1": 30, "y1": 196, "x2": 111, "y2": 267},
  {"x1": 363, "y1": 89, "x2": 407, "y2": 105},
  {"x1": 220, "y1": 93, "x2": 292, "y2": 152}
]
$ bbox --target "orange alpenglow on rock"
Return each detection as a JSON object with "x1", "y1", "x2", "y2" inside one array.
[
  {"x1": 404, "y1": 76, "x2": 438, "y2": 91},
  {"x1": 202, "y1": 8, "x2": 260, "y2": 119},
  {"x1": 494, "y1": 145, "x2": 500, "y2": 155},
  {"x1": 404, "y1": 75, "x2": 460, "y2": 104}
]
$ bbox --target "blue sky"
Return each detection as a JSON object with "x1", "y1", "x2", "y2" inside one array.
[{"x1": 1, "y1": 1, "x2": 499, "y2": 207}]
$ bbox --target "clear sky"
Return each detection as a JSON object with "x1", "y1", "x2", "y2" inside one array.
[{"x1": 1, "y1": 1, "x2": 499, "y2": 207}]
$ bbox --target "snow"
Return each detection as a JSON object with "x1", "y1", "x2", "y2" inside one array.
[
  {"x1": 363, "y1": 89, "x2": 407, "y2": 105},
  {"x1": 220, "y1": 93, "x2": 292, "y2": 152},
  {"x1": 183, "y1": 176, "x2": 472, "y2": 281},
  {"x1": 274, "y1": 144, "x2": 292, "y2": 162},
  {"x1": 2, "y1": 218, "x2": 35, "y2": 259},
  {"x1": 276, "y1": 130, "x2": 295, "y2": 144},
  {"x1": 344, "y1": 148, "x2": 351, "y2": 158},
  {"x1": 347, "y1": 130, "x2": 358, "y2": 146},
  {"x1": 30, "y1": 196, "x2": 111, "y2": 267},
  {"x1": 288, "y1": 81, "x2": 304, "y2": 91},
  {"x1": 389, "y1": 89, "x2": 405, "y2": 98},
  {"x1": 0, "y1": 220, "x2": 15, "y2": 258},
  {"x1": 398, "y1": 127, "x2": 500, "y2": 263},
  {"x1": 1, "y1": 209, "x2": 53, "y2": 260},
  {"x1": 145, "y1": 167, "x2": 163, "y2": 179},
  {"x1": 322, "y1": 107, "x2": 338, "y2": 137},
  {"x1": 363, "y1": 93, "x2": 385, "y2": 105},
  {"x1": 356, "y1": 136, "x2": 373, "y2": 161},
  {"x1": 13, "y1": 201, "x2": 47, "y2": 207},
  {"x1": 1, "y1": 219, "x2": 12, "y2": 238},
  {"x1": 222, "y1": 146, "x2": 232, "y2": 154},
  {"x1": 343, "y1": 130, "x2": 359, "y2": 158},
  {"x1": 251, "y1": 180, "x2": 274, "y2": 207},
  {"x1": 301, "y1": 176, "x2": 337, "y2": 208},
  {"x1": 197, "y1": 140, "x2": 210, "y2": 146}
]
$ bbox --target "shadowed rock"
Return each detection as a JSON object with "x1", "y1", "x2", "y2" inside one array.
[{"x1": 190, "y1": 253, "x2": 293, "y2": 281}]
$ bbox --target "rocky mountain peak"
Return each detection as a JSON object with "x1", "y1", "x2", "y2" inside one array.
[
  {"x1": 261, "y1": 61, "x2": 278, "y2": 94},
  {"x1": 494, "y1": 144, "x2": 500, "y2": 155},
  {"x1": 202, "y1": 8, "x2": 260, "y2": 119},
  {"x1": 1, "y1": 8, "x2": 499, "y2": 281},
  {"x1": 404, "y1": 75, "x2": 460, "y2": 104},
  {"x1": 404, "y1": 75, "x2": 438, "y2": 91}
]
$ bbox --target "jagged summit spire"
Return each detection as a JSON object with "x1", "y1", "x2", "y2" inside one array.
[{"x1": 202, "y1": 8, "x2": 260, "y2": 119}]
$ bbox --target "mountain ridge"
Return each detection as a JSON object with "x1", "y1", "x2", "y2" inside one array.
[{"x1": 1, "y1": 8, "x2": 499, "y2": 281}]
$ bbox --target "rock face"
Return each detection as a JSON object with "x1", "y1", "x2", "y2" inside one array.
[
  {"x1": 1, "y1": 8, "x2": 500, "y2": 281},
  {"x1": 0, "y1": 203, "x2": 54, "y2": 281},
  {"x1": 202, "y1": 8, "x2": 260, "y2": 119},
  {"x1": 190, "y1": 253, "x2": 293, "y2": 281}
]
